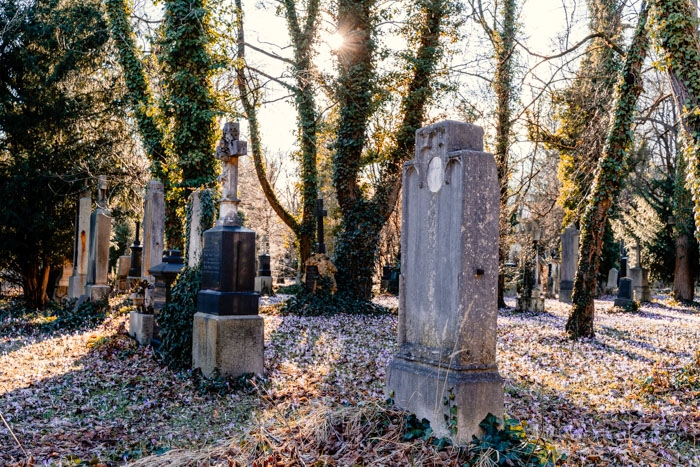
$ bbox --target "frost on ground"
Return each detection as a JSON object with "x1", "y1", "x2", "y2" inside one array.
[{"x1": 1, "y1": 294, "x2": 699, "y2": 465}]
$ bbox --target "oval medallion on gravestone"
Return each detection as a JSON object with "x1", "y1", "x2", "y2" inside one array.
[{"x1": 427, "y1": 157, "x2": 444, "y2": 193}]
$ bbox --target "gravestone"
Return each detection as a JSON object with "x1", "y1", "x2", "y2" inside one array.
[
  {"x1": 606, "y1": 268, "x2": 619, "y2": 292},
  {"x1": 116, "y1": 255, "x2": 131, "y2": 292},
  {"x1": 193, "y1": 122, "x2": 263, "y2": 378},
  {"x1": 620, "y1": 256, "x2": 628, "y2": 281},
  {"x1": 128, "y1": 223, "x2": 152, "y2": 346},
  {"x1": 629, "y1": 242, "x2": 650, "y2": 302},
  {"x1": 142, "y1": 180, "x2": 165, "y2": 281},
  {"x1": 614, "y1": 277, "x2": 634, "y2": 307},
  {"x1": 85, "y1": 176, "x2": 111, "y2": 301},
  {"x1": 254, "y1": 253, "x2": 273, "y2": 295},
  {"x1": 127, "y1": 222, "x2": 143, "y2": 288},
  {"x1": 53, "y1": 262, "x2": 73, "y2": 300},
  {"x1": 68, "y1": 189, "x2": 92, "y2": 299},
  {"x1": 187, "y1": 189, "x2": 209, "y2": 267},
  {"x1": 386, "y1": 120, "x2": 503, "y2": 443},
  {"x1": 559, "y1": 225, "x2": 579, "y2": 303}
]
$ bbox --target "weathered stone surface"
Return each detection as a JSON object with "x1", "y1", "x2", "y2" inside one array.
[
  {"x1": 629, "y1": 267, "x2": 651, "y2": 302},
  {"x1": 86, "y1": 209, "x2": 111, "y2": 287},
  {"x1": 386, "y1": 120, "x2": 503, "y2": 444},
  {"x1": 607, "y1": 268, "x2": 619, "y2": 289},
  {"x1": 68, "y1": 190, "x2": 92, "y2": 299},
  {"x1": 129, "y1": 311, "x2": 154, "y2": 346},
  {"x1": 559, "y1": 225, "x2": 579, "y2": 304},
  {"x1": 87, "y1": 284, "x2": 110, "y2": 302},
  {"x1": 254, "y1": 276, "x2": 273, "y2": 295},
  {"x1": 192, "y1": 313, "x2": 264, "y2": 378},
  {"x1": 187, "y1": 189, "x2": 205, "y2": 267},
  {"x1": 142, "y1": 181, "x2": 165, "y2": 281}
]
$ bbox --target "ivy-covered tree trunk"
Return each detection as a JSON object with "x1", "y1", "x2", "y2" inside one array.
[
  {"x1": 235, "y1": 0, "x2": 319, "y2": 269},
  {"x1": 672, "y1": 147, "x2": 697, "y2": 301},
  {"x1": 333, "y1": 0, "x2": 449, "y2": 299},
  {"x1": 649, "y1": 0, "x2": 700, "y2": 287},
  {"x1": 567, "y1": 2, "x2": 650, "y2": 338},
  {"x1": 159, "y1": 0, "x2": 219, "y2": 248},
  {"x1": 21, "y1": 260, "x2": 50, "y2": 310},
  {"x1": 476, "y1": 0, "x2": 518, "y2": 308}
]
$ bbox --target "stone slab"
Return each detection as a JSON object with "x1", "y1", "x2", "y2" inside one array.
[
  {"x1": 87, "y1": 284, "x2": 110, "y2": 302},
  {"x1": 197, "y1": 289, "x2": 259, "y2": 315},
  {"x1": 129, "y1": 311, "x2": 154, "y2": 346},
  {"x1": 516, "y1": 296, "x2": 545, "y2": 312},
  {"x1": 254, "y1": 276, "x2": 273, "y2": 296},
  {"x1": 192, "y1": 312, "x2": 264, "y2": 378},
  {"x1": 387, "y1": 356, "x2": 503, "y2": 444}
]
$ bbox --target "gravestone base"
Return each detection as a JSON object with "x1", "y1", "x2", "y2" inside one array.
[
  {"x1": 68, "y1": 274, "x2": 87, "y2": 299},
  {"x1": 613, "y1": 297, "x2": 635, "y2": 308},
  {"x1": 516, "y1": 295, "x2": 545, "y2": 312},
  {"x1": 129, "y1": 312, "x2": 154, "y2": 346},
  {"x1": 87, "y1": 285, "x2": 110, "y2": 302},
  {"x1": 192, "y1": 312, "x2": 264, "y2": 378},
  {"x1": 559, "y1": 280, "x2": 573, "y2": 304},
  {"x1": 254, "y1": 276, "x2": 273, "y2": 296},
  {"x1": 387, "y1": 356, "x2": 504, "y2": 444},
  {"x1": 634, "y1": 286, "x2": 651, "y2": 302}
]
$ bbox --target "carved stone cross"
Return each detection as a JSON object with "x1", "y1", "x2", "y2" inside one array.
[
  {"x1": 315, "y1": 198, "x2": 327, "y2": 254},
  {"x1": 216, "y1": 122, "x2": 248, "y2": 226}
]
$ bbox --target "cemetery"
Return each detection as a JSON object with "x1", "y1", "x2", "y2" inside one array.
[{"x1": 2, "y1": 0, "x2": 700, "y2": 465}]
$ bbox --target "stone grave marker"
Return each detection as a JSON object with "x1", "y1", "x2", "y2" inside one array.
[
  {"x1": 559, "y1": 225, "x2": 579, "y2": 303},
  {"x1": 606, "y1": 268, "x2": 619, "y2": 292},
  {"x1": 187, "y1": 188, "x2": 211, "y2": 267},
  {"x1": 142, "y1": 180, "x2": 165, "y2": 282},
  {"x1": 614, "y1": 277, "x2": 634, "y2": 307},
  {"x1": 386, "y1": 120, "x2": 503, "y2": 443},
  {"x1": 629, "y1": 241, "x2": 650, "y2": 302},
  {"x1": 193, "y1": 122, "x2": 263, "y2": 378},
  {"x1": 85, "y1": 176, "x2": 111, "y2": 301},
  {"x1": 68, "y1": 188, "x2": 92, "y2": 299},
  {"x1": 254, "y1": 253, "x2": 273, "y2": 295}
]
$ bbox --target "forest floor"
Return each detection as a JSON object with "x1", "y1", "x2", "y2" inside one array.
[{"x1": 0, "y1": 292, "x2": 699, "y2": 466}]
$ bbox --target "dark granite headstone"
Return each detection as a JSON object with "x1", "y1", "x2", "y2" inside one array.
[
  {"x1": 619, "y1": 256, "x2": 628, "y2": 282},
  {"x1": 197, "y1": 225, "x2": 259, "y2": 316},
  {"x1": 305, "y1": 265, "x2": 319, "y2": 292},
  {"x1": 258, "y1": 254, "x2": 271, "y2": 276},
  {"x1": 613, "y1": 277, "x2": 633, "y2": 307}
]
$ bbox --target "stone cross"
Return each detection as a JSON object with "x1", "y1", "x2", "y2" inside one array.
[
  {"x1": 97, "y1": 176, "x2": 108, "y2": 209},
  {"x1": 216, "y1": 122, "x2": 247, "y2": 226},
  {"x1": 315, "y1": 198, "x2": 327, "y2": 254}
]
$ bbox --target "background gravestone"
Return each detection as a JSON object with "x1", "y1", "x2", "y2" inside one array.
[
  {"x1": 606, "y1": 268, "x2": 619, "y2": 293},
  {"x1": 386, "y1": 120, "x2": 503, "y2": 443},
  {"x1": 68, "y1": 188, "x2": 92, "y2": 299},
  {"x1": 142, "y1": 180, "x2": 165, "y2": 282},
  {"x1": 85, "y1": 176, "x2": 111, "y2": 301},
  {"x1": 559, "y1": 225, "x2": 579, "y2": 304},
  {"x1": 614, "y1": 278, "x2": 634, "y2": 307}
]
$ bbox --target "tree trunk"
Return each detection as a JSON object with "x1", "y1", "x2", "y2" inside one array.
[
  {"x1": 673, "y1": 233, "x2": 695, "y2": 300},
  {"x1": 567, "y1": 2, "x2": 650, "y2": 338},
  {"x1": 333, "y1": 0, "x2": 447, "y2": 299},
  {"x1": 22, "y1": 260, "x2": 50, "y2": 309}
]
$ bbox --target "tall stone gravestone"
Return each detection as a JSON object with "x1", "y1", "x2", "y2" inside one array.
[
  {"x1": 85, "y1": 176, "x2": 112, "y2": 301},
  {"x1": 142, "y1": 181, "x2": 165, "y2": 282},
  {"x1": 559, "y1": 225, "x2": 579, "y2": 304},
  {"x1": 68, "y1": 189, "x2": 92, "y2": 299},
  {"x1": 386, "y1": 120, "x2": 503, "y2": 443},
  {"x1": 629, "y1": 241, "x2": 651, "y2": 301},
  {"x1": 187, "y1": 188, "x2": 211, "y2": 267},
  {"x1": 193, "y1": 122, "x2": 263, "y2": 378}
]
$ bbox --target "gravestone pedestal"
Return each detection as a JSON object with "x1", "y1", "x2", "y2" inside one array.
[
  {"x1": 129, "y1": 311, "x2": 154, "y2": 346},
  {"x1": 629, "y1": 267, "x2": 651, "y2": 302},
  {"x1": 614, "y1": 277, "x2": 634, "y2": 307},
  {"x1": 517, "y1": 291, "x2": 545, "y2": 312},
  {"x1": 192, "y1": 122, "x2": 263, "y2": 378},
  {"x1": 386, "y1": 120, "x2": 503, "y2": 443},
  {"x1": 254, "y1": 253, "x2": 273, "y2": 296}
]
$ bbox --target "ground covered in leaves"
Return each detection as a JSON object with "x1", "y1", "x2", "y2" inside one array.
[{"x1": 1, "y1": 293, "x2": 699, "y2": 465}]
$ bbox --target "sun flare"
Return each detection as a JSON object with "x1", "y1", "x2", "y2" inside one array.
[{"x1": 327, "y1": 31, "x2": 345, "y2": 51}]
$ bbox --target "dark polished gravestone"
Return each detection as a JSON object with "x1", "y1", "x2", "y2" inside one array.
[
  {"x1": 197, "y1": 225, "x2": 259, "y2": 315},
  {"x1": 613, "y1": 277, "x2": 634, "y2": 307}
]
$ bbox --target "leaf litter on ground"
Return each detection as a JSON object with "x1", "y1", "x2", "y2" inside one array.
[{"x1": 0, "y1": 293, "x2": 699, "y2": 465}]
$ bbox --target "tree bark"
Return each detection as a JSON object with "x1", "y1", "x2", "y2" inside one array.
[
  {"x1": 235, "y1": 0, "x2": 318, "y2": 269},
  {"x1": 567, "y1": 2, "x2": 650, "y2": 338},
  {"x1": 22, "y1": 260, "x2": 50, "y2": 310},
  {"x1": 333, "y1": 0, "x2": 448, "y2": 299},
  {"x1": 673, "y1": 233, "x2": 695, "y2": 300}
]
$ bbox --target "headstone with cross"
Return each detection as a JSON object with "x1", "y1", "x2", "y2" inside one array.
[{"x1": 193, "y1": 122, "x2": 263, "y2": 378}]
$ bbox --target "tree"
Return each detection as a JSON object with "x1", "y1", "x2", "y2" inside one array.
[
  {"x1": 470, "y1": 0, "x2": 520, "y2": 308},
  {"x1": 567, "y1": 2, "x2": 650, "y2": 338},
  {"x1": 234, "y1": 0, "x2": 321, "y2": 268},
  {"x1": 648, "y1": 0, "x2": 700, "y2": 301},
  {"x1": 0, "y1": 0, "x2": 144, "y2": 308},
  {"x1": 332, "y1": 0, "x2": 454, "y2": 299}
]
